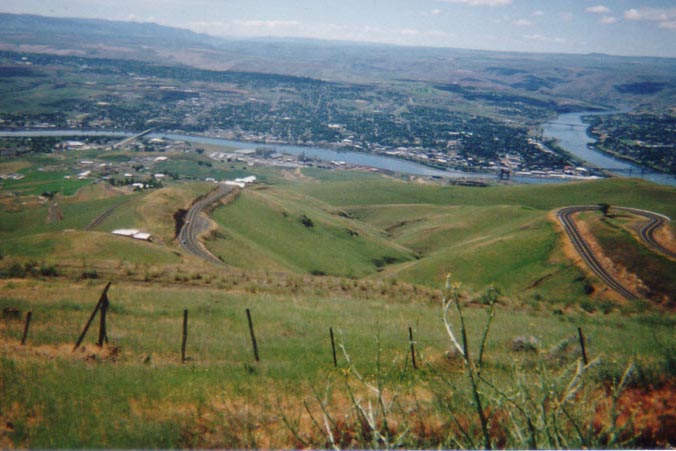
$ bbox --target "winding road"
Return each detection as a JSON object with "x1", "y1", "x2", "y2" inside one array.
[
  {"x1": 178, "y1": 184, "x2": 236, "y2": 266},
  {"x1": 557, "y1": 205, "x2": 673, "y2": 300},
  {"x1": 615, "y1": 207, "x2": 676, "y2": 260}
]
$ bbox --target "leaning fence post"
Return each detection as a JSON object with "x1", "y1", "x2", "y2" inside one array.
[
  {"x1": 21, "y1": 311, "x2": 32, "y2": 345},
  {"x1": 409, "y1": 326, "x2": 417, "y2": 370},
  {"x1": 181, "y1": 309, "x2": 188, "y2": 363},
  {"x1": 330, "y1": 327, "x2": 338, "y2": 367},
  {"x1": 578, "y1": 327, "x2": 588, "y2": 365},
  {"x1": 246, "y1": 308, "x2": 259, "y2": 362},
  {"x1": 73, "y1": 281, "x2": 112, "y2": 351}
]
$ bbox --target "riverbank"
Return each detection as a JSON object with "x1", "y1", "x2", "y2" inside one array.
[
  {"x1": 0, "y1": 128, "x2": 587, "y2": 185},
  {"x1": 3, "y1": 124, "x2": 674, "y2": 186},
  {"x1": 541, "y1": 112, "x2": 676, "y2": 187}
]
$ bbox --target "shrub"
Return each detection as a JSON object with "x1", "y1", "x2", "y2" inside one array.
[
  {"x1": 81, "y1": 270, "x2": 99, "y2": 280},
  {"x1": 40, "y1": 264, "x2": 58, "y2": 277},
  {"x1": 3, "y1": 263, "x2": 26, "y2": 278},
  {"x1": 300, "y1": 214, "x2": 314, "y2": 228}
]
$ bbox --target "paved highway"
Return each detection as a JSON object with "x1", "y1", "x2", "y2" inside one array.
[
  {"x1": 557, "y1": 205, "x2": 673, "y2": 300},
  {"x1": 111, "y1": 128, "x2": 154, "y2": 149},
  {"x1": 614, "y1": 207, "x2": 675, "y2": 260},
  {"x1": 558, "y1": 205, "x2": 638, "y2": 300},
  {"x1": 178, "y1": 184, "x2": 236, "y2": 266}
]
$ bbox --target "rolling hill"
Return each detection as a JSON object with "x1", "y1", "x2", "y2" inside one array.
[{"x1": 2, "y1": 13, "x2": 676, "y2": 109}]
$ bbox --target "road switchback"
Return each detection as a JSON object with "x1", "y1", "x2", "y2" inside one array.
[{"x1": 557, "y1": 205, "x2": 673, "y2": 300}]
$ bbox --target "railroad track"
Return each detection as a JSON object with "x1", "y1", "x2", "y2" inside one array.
[
  {"x1": 86, "y1": 199, "x2": 130, "y2": 230},
  {"x1": 557, "y1": 205, "x2": 673, "y2": 300},
  {"x1": 178, "y1": 185, "x2": 235, "y2": 266}
]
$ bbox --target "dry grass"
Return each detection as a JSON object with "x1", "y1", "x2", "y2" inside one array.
[
  {"x1": 654, "y1": 222, "x2": 676, "y2": 256},
  {"x1": 575, "y1": 215, "x2": 648, "y2": 300},
  {"x1": 136, "y1": 183, "x2": 214, "y2": 243},
  {"x1": 71, "y1": 182, "x2": 129, "y2": 202},
  {"x1": 0, "y1": 161, "x2": 31, "y2": 174}
]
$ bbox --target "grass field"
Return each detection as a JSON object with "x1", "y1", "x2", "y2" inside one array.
[
  {"x1": 1, "y1": 277, "x2": 674, "y2": 448},
  {"x1": 2, "y1": 167, "x2": 675, "y2": 305},
  {"x1": 198, "y1": 173, "x2": 675, "y2": 308},
  {"x1": 207, "y1": 187, "x2": 414, "y2": 277},
  {"x1": 1, "y1": 162, "x2": 676, "y2": 448}
]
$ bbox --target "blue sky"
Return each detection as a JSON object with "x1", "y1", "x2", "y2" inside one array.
[{"x1": 3, "y1": 0, "x2": 676, "y2": 57}]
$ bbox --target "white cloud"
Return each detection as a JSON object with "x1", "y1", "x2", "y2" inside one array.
[
  {"x1": 599, "y1": 16, "x2": 617, "y2": 25},
  {"x1": 531, "y1": 10, "x2": 545, "y2": 17},
  {"x1": 188, "y1": 19, "x2": 302, "y2": 37},
  {"x1": 625, "y1": 8, "x2": 676, "y2": 22},
  {"x1": 513, "y1": 18, "x2": 532, "y2": 26},
  {"x1": 624, "y1": 7, "x2": 676, "y2": 30},
  {"x1": 586, "y1": 5, "x2": 611, "y2": 15},
  {"x1": 439, "y1": 0, "x2": 511, "y2": 6}
]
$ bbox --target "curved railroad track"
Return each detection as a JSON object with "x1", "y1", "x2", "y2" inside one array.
[
  {"x1": 178, "y1": 185, "x2": 235, "y2": 266},
  {"x1": 557, "y1": 205, "x2": 673, "y2": 300}
]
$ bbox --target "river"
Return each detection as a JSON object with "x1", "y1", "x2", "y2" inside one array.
[
  {"x1": 2, "y1": 123, "x2": 675, "y2": 186},
  {"x1": 541, "y1": 112, "x2": 676, "y2": 187},
  {"x1": 0, "y1": 129, "x2": 554, "y2": 184}
]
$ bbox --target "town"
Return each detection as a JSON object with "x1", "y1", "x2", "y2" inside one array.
[{"x1": 0, "y1": 50, "x2": 604, "y2": 182}]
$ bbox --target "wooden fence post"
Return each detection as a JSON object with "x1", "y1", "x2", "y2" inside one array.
[
  {"x1": 330, "y1": 327, "x2": 338, "y2": 367},
  {"x1": 97, "y1": 290, "x2": 109, "y2": 347},
  {"x1": 409, "y1": 326, "x2": 417, "y2": 370},
  {"x1": 181, "y1": 309, "x2": 188, "y2": 363},
  {"x1": 21, "y1": 311, "x2": 32, "y2": 345},
  {"x1": 73, "y1": 281, "x2": 112, "y2": 351},
  {"x1": 246, "y1": 308, "x2": 259, "y2": 362},
  {"x1": 578, "y1": 327, "x2": 588, "y2": 365}
]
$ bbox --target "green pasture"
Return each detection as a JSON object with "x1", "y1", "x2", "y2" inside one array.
[
  {"x1": 292, "y1": 174, "x2": 676, "y2": 219},
  {"x1": 0, "y1": 279, "x2": 673, "y2": 448},
  {"x1": 2, "y1": 165, "x2": 675, "y2": 306},
  {"x1": 0, "y1": 194, "x2": 134, "y2": 240},
  {"x1": 0, "y1": 76, "x2": 103, "y2": 114},
  {"x1": 208, "y1": 189, "x2": 414, "y2": 277},
  {"x1": 202, "y1": 175, "x2": 675, "y2": 303},
  {"x1": 1, "y1": 166, "x2": 89, "y2": 196}
]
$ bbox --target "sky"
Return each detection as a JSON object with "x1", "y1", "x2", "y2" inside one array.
[{"x1": 3, "y1": 0, "x2": 676, "y2": 57}]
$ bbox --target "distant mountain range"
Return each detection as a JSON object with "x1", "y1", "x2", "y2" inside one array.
[{"x1": 1, "y1": 12, "x2": 676, "y2": 108}]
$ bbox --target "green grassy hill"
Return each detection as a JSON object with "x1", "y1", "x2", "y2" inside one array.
[
  {"x1": 206, "y1": 187, "x2": 415, "y2": 277},
  {"x1": 2, "y1": 167, "x2": 675, "y2": 307},
  {"x1": 2, "y1": 167, "x2": 676, "y2": 449},
  {"x1": 197, "y1": 172, "x2": 675, "y2": 306}
]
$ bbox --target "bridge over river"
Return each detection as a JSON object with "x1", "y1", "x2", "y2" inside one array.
[{"x1": 111, "y1": 128, "x2": 154, "y2": 149}]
